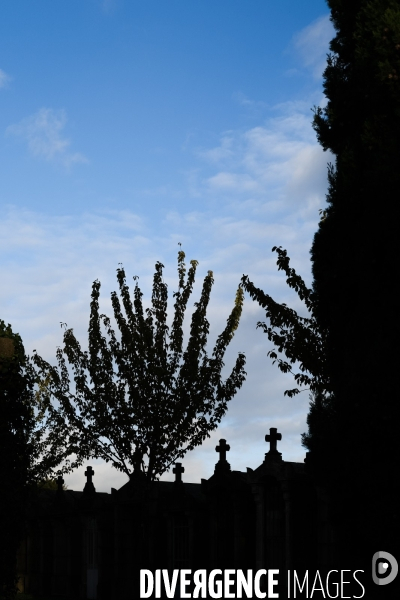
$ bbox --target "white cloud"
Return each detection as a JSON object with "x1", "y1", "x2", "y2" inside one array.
[
  {"x1": 292, "y1": 14, "x2": 334, "y2": 79},
  {"x1": 207, "y1": 171, "x2": 259, "y2": 192},
  {"x1": 0, "y1": 68, "x2": 11, "y2": 88},
  {"x1": 199, "y1": 134, "x2": 235, "y2": 164},
  {"x1": 6, "y1": 108, "x2": 88, "y2": 167},
  {"x1": 199, "y1": 103, "x2": 333, "y2": 225}
]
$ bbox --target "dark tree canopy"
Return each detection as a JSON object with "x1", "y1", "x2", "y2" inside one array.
[
  {"x1": 0, "y1": 322, "x2": 33, "y2": 598},
  {"x1": 32, "y1": 251, "x2": 246, "y2": 482},
  {"x1": 311, "y1": 0, "x2": 400, "y2": 355},
  {"x1": 241, "y1": 246, "x2": 337, "y2": 496},
  {"x1": 0, "y1": 321, "x2": 60, "y2": 598},
  {"x1": 309, "y1": 0, "x2": 400, "y2": 558},
  {"x1": 243, "y1": 0, "x2": 400, "y2": 576},
  {"x1": 0, "y1": 322, "x2": 35, "y2": 479}
]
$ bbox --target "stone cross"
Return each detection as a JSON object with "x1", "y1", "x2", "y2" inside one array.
[
  {"x1": 173, "y1": 462, "x2": 184, "y2": 483},
  {"x1": 265, "y1": 428, "x2": 282, "y2": 453},
  {"x1": 85, "y1": 466, "x2": 94, "y2": 483},
  {"x1": 214, "y1": 439, "x2": 231, "y2": 474},
  {"x1": 84, "y1": 466, "x2": 96, "y2": 493},
  {"x1": 216, "y1": 439, "x2": 230, "y2": 462}
]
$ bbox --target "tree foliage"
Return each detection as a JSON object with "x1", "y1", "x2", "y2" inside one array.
[
  {"x1": 241, "y1": 246, "x2": 330, "y2": 399},
  {"x1": 308, "y1": 2, "x2": 400, "y2": 570},
  {"x1": 0, "y1": 321, "x2": 33, "y2": 598},
  {"x1": 32, "y1": 251, "x2": 246, "y2": 482},
  {"x1": 0, "y1": 322, "x2": 71, "y2": 484},
  {"x1": 242, "y1": 1, "x2": 400, "y2": 571},
  {"x1": 0, "y1": 321, "x2": 64, "y2": 598},
  {"x1": 310, "y1": 2, "x2": 400, "y2": 457},
  {"x1": 241, "y1": 245, "x2": 338, "y2": 477},
  {"x1": 0, "y1": 322, "x2": 35, "y2": 478}
]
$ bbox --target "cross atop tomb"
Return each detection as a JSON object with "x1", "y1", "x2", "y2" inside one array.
[
  {"x1": 216, "y1": 439, "x2": 230, "y2": 462},
  {"x1": 85, "y1": 466, "x2": 94, "y2": 483},
  {"x1": 173, "y1": 462, "x2": 184, "y2": 483},
  {"x1": 264, "y1": 427, "x2": 282, "y2": 461},
  {"x1": 84, "y1": 465, "x2": 96, "y2": 493},
  {"x1": 265, "y1": 428, "x2": 281, "y2": 452},
  {"x1": 214, "y1": 438, "x2": 231, "y2": 474}
]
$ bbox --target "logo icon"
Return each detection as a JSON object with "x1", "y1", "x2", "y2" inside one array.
[{"x1": 372, "y1": 551, "x2": 398, "y2": 585}]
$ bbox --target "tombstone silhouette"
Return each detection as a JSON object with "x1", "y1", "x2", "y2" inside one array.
[
  {"x1": 84, "y1": 466, "x2": 96, "y2": 494},
  {"x1": 173, "y1": 462, "x2": 185, "y2": 483},
  {"x1": 264, "y1": 428, "x2": 282, "y2": 461},
  {"x1": 214, "y1": 438, "x2": 231, "y2": 474}
]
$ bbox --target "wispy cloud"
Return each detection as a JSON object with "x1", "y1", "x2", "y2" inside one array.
[
  {"x1": 232, "y1": 92, "x2": 269, "y2": 116},
  {"x1": 0, "y1": 68, "x2": 11, "y2": 89},
  {"x1": 199, "y1": 133, "x2": 235, "y2": 164},
  {"x1": 6, "y1": 108, "x2": 88, "y2": 167},
  {"x1": 195, "y1": 102, "x2": 332, "y2": 222},
  {"x1": 291, "y1": 14, "x2": 334, "y2": 79},
  {"x1": 101, "y1": 0, "x2": 117, "y2": 14}
]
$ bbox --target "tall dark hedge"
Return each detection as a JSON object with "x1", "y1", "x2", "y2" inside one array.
[
  {"x1": 0, "y1": 321, "x2": 35, "y2": 599},
  {"x1": 307, "y1": 0, "x2": 400, "y2": 572}
]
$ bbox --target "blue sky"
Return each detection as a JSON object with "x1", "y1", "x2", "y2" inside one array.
[{"x1": 0, "y1": 0, "x2": 334, "y2": 492}]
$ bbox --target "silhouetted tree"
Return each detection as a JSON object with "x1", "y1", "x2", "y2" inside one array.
[
  {"x1": 1, "y1": 321, "x2": 72, "y2": 599},
  {"x1": 242, "y1": 245, "x2": 329, "y2": 399},
  {"x1": 241, "y1": 246, "x2": 338, "y2": 492},
  {"x1": 309, "y1": 0, "x2": 400, "y2": 566},
  {"x1": 36, "y1": 477, "x2": 68, "y2": 491},
  {"x1": 244, "y1": 1, "x2": 400, "y2": 579},
  {"x1": 0, "y1": 322, "x2": 33, "y2": 598},
  {"x1": 32, "y1": 251, "x2": 246, "y2": 482}
]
